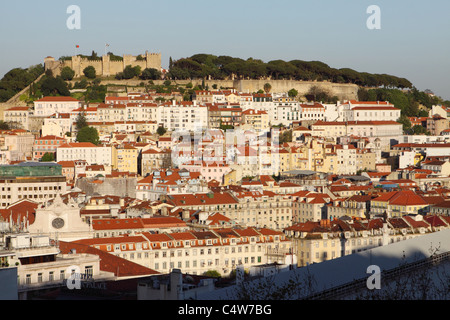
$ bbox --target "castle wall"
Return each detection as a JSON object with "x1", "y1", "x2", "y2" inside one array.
[{"x1": 46, "y1": 52, "x2": 162, "y2": 78}]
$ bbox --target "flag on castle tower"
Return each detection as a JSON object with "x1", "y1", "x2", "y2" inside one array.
[{"x1": 76, "y1": 45, "x2": 79, "y2": 48}]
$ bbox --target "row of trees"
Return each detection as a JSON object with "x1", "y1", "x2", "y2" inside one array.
[
  {"x1": 166, "y1": 54, "x2": 413, "y2": 89},
  {"x1": 0, "y1": 64, "x2": 44, "y2": 102}
]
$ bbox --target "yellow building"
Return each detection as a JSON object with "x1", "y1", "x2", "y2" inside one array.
[
  {"x1": 112, "y1": 143, "x2": 139, "y2": 173},
  {"x1": 241, "y1": 109, "x2": 270, "y2": 132},
  {"x1": 370, "y1": 190, "x2": 428, "y2": 218}
]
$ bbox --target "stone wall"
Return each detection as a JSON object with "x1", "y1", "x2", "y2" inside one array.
[
  {"x1": 87, "y1": 79, "x2": 359, "y2": 101},
  {"x1": 45, "y1": 52, "x2": 162, "y2": 78},
  {"x1": 76, "y1": 177, "x2": 137, "y2": 198}
]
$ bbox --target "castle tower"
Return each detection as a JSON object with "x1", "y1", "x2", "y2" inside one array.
[
  {"x1": 44, "y1": 56, "x2": 62, "y2": 76},
  {"x1": 71, "y1": 55, "x2": 82, "y2": 78},
  {"x1": 146, "y1": 51, "x2": 162, "y2": 71},
  {"x1": 102, "y1": 54, "x2": 111, "y2": 77}
]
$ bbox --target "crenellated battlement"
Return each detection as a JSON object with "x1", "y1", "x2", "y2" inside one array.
[{"x1": 45, "y1": 52, "x2": 162, "y2": 78}]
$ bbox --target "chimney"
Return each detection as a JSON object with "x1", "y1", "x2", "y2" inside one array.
[{"x1": 182, "y1": 210, "x2": 190, "y2": 220}]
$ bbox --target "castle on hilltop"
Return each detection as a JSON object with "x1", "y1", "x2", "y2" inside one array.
[{"x1": 44, "y1": 51, "x2": 161, "y2": 78}]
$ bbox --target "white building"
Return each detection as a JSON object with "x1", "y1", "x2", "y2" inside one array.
[
  {"x1": 33, "y1": 97, "x2": 81, "y2": 117},
  {"x1": 4, "y1": 107, "x2": 32, "y2": 130},
  {"x1": 0, "y1": 162, "x2": 66, "y2": 208},
  {"x1": 0, "y1": 233, "x2": 115, "y2": 300},
  {"x1": 300, "y1": 103, "x2": 326, "y2": 122},
  {"x1": 42, "y1": 116, "x2": 72, "y2": 137},
  {"x1": 56, "y1": 142, "x2": 112, "y2": 166},
  {"x1": 157, "y1": 101, "x2": 208, "y2": 132}
]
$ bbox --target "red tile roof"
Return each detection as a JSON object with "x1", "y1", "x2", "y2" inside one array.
[
  {"x1": 168, "y1": 192, "x2": 239, "y2": 207},
  {"x1": 36, "y1": 96, "x2": 80, "y2": 102},
  {"x1": 58, "y1": 241, "x2": 159, "y2": 277}
]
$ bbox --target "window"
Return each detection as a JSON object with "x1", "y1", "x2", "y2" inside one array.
[{"x1": 85, "y1": 266, "x2": 93, "y2": 279}]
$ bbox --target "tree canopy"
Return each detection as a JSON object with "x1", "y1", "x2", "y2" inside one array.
[
  {"x1": 76, "y1": 126, "x2": 99, "y2": 145},
  {"x1": 0, "y1": 64, "x2": 44, "y2": 102},
  {"x1": 41, "y1": 152, "x2": 55, "y2": 162},
  {"x1": 75, "y1": 111, "x2": 88, "y2": 131},
  {"x1": 83, "y1": 66, "x2": 96, "y2": 79},
  {"x1": 60, "y1": 66, "x2": 75, "y2": 81},
  {"x1": 166, "y1": 54, "x2": 413, "y2": 89},
  {"x1": 40, "y1": 76, "x2": 71, "y2": 96}
]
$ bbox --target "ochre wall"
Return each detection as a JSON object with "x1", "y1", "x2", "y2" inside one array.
[{"x1": 45, "y1": 52, "x2": 162, "y2": 78}]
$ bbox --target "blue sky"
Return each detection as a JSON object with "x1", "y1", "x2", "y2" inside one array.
[{"x1": 1, "y1": 0, "x2": 449, "y2": 99}]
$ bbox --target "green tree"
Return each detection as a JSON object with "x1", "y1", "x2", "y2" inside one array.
[
  {"x1": 203, "y1": 270, "x2": 221, "y2": 278},
  {"x1": 76, "y1": 126, "x2": 99, "y2": 145},
  {"x1": 85, "y1": 84, "x2": 107, "y2": 103},
  {"x1": 73, "y1": 79, "x2": 88, "y2": 89},
  {"x1": 306, "y1": 86, "x2": 332, "y2": 102},
  {"x1": 75, "y1": 111, "x2": 88, "y2": 130},
  {"x1": 263, "y1": 83, "x2": 272, "y2": 93},
  {"x1": 41, "y1": 152, "x2": 55, "y2": 162},
  {"x1": 60, "y1": 67, "x2": 75, "y2": 81},
  {"x1": 157, "y1": 126, "x2": 167, "y2": 136},
  {"x1": 140, "y1": 68, "x2": 161, "y2": 80},
  {"x1": 40, "y1": 76, "x2": 71, "y2": 96},
  {"x1": 412, "y1": 125, "x2": 430, "y2": 135},
  {"x1": 0, "y1": 121, "x2": 10, "y2": 130},
  {"x1": 83, "y1": 66, "x2": 96, "y2": 79},
  {"x1": 122, "y1": 65, "x2": 141, "y2": 79},
  {"x1": 288, "y1": 88, "x2": 298, "y2": 97},
  {"x1": 90, "y1": 51, "x2": 99, "y2": 60},
  {"x1": 397, "y1": 114, "x2": 412, "y2": 131}
]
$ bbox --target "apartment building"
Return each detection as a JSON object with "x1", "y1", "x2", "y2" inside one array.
[
  {"x1": 112, "y1": 143, "x2": 139, "y2": 173},
  {"x1": 284, "y1": 215, "x2": 439, "y2": 267},
  {"x1": 158, "y1": 101, "x2": 208, "y2": 132},
  {"x1": 33, "y1": 135, "x2": 66, "y2": 160},
  {"x1": 56, "y1": 142, "x2": 112, "y2": 166},
  {"x1": 208, "y1": 104, "x2": 242, "y2": 129},
  {"x1": 0, "y1": 233, "x2": 114, "y2": 298},
  {"x1": 299, "y1": 103, "x2": 326, "y2": 122},
  {"x1": 125, "y1": 103, "x2": 158, "y2": 122},
  {"x1": 273, "y1": 97, "x2": 300, "y2": 126},
  {"x1": 180, "y1": 160, "x2": 232, "y2": 183},
  {"x1": 0, "y1": 162, "x2": 66, "y2": 208},
  {"x1": 291, "y1": 192, "x2": 331, "y2": 223},
  {"x1": 73, "y1": 227, "x2": 293, "y2": 276},
  {"x1": 336, "y1": 100, "x2": 400, "y2": 122},
  {"x1": 91, "y1": 216, "x2": 189, "y2": 238},
  {"x1": 0, "y1": 130, "x2": 34, "y2": 164},
  {"x1": 335, "y1": 144, "x2": 357, "y2": 175},
  {"x1": 33, "y1": 96, "x2": 81, "y2": 117},
  {"x1": 42, "y1": 115, "x2": 72, "y2": 137},
  {"x1": 311, "y1": 120, "x2": 403, "y2": 143},
  {"x1": 231, "y1": 190, "x2": 293, "y2": 230},
  {"x1": 241, "y1": 109, "x2": 270, "y2": 132},
  {"x1": 136, "y1": 168, "x2": 206, "y2": 201},
  {"x1": 141, "y1": 148, "x2": 171, "y2": 177},
  {"x1": 370, "y1": 190, "x2": 429, "y2": 218},
  {"x1": 4, "y1": 107, "x2": 32, "y2": 130}
]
